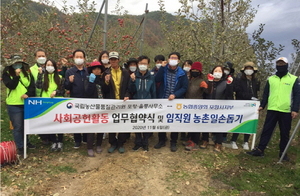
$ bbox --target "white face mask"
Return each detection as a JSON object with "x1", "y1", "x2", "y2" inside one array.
[
  {"x1": 169, "y1": 60, "x2": 178, "y2": 66},
  {"x1": 244, "y1": 70, "x2": 254, "y2": 76},
  {"x1": 37, "y1": 57, "x2": 46, "y2": 65},
  {"x1": 213, "y1": 72, "x2": 223, "y2": 79},
  {"x1": 183, "y1": 67, "x2": 191, "y2": 72},
  {"x1": 224, "y1": 70, "x2": 230, "y2": 75},
  {"x1": 46, "y1": 66, "x2": 55, "y2": 74},
  {"x1": 156, "y1": 64, "x2": 162, "y2": 69},
  {"x1": 74, "y1": 58, "x2": 84, "y2": 66},
  {"x1": 138, "y1": 64, "x2": 148, "y2": 71},
  {"x1": 129, "y1": 66, "x2": 137, "y2": 72},
  {"x1": 102, "y1": 59, "x2": 109, "y2": 64}
]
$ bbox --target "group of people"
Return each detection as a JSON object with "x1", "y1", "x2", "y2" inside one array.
[{"x1": 2, "y1": 49, "x2": 299, "y2": 160}]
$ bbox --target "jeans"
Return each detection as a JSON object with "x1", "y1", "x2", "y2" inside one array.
[{"x1": 7, "y1": 105, "x2": 27, "y2": 149}]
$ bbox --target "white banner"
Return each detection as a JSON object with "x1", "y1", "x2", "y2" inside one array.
[{"x1": 24, "y1": 98, "x2": 259, "y2": 134}]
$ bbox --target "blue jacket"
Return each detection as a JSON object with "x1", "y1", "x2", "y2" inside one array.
[
  {"x1": 129, "y1": 70, "x2": 156, "y2": 99},
  {"x1": 64, "y1": 66, "x2": 88, "y2": 98},
  {"x1": 155, "y1": 65, "x2": 188, "y2": 98}
]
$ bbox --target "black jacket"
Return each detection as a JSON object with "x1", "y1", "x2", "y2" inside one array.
[
  {"x1": 64, "y1": 66, "x2": 88, "y2": 98},
  {"x1": 103, "y1": 67, "x2": 131, "y2": 99},
  {"x1": 234, "y1": 77, "x2": 260, "y2": 100},
  {"x1": 204, "y1": 79, "x2": 233, "y2": 100}
]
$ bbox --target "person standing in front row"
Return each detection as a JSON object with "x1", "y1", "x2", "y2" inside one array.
[
  {"x1": 64, "y1": 49, "x2": 88, "y2": 149},
  {"x1": 230, "y1": 62, "x2": 260, "y2": 150},
  {"x1": 103, "y1": 51, "x2": 131, "y2": 154},
  {"x1": 36, "y1": 59, "x2": 65, "y2": 152},
  {"x1": 247, "y1": 57, "x2": 300, "y2": 161},
  {"x1": 2, "y1": 54, "x2": 36, "y2": 155},
  {"x1": 154, "y1": 52, "x2": 188, "y2": 152},
  {"x1": 129, "y1": 55, "x2": 156, "y2": 152},
  {"x1": 85, "y1": 61, "x2": 109, "y2": 157},
  {"x1": 184, "y1": 62, "x2": 209, "y2": 151},
  {"x1": 30, "y1": 48, "x2": 51, "y2": 145},
  {"x1": 201, "y1": 65, "x2": 234, "y2": 152}
]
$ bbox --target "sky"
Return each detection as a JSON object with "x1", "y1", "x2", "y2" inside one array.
[{"x1": 35, "y1": 0, "x2": 300, "y2": 62}]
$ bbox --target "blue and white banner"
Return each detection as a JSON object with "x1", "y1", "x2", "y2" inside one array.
[{"x1": 24, "y1": 98, "x2": 259, "y2": 134}]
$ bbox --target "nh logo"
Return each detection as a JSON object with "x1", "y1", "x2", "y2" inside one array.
[{"x1": 28, "y1": 100, "x2": 43, "y2": 105}]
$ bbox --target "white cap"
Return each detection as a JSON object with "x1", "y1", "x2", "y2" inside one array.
[{"x1": 276, "y1": 57, "x2": 288, "y2": 64}]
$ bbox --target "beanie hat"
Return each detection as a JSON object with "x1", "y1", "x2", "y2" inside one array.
[{"x1": 191, "y1": 62, "x2": 202, "y2": 72}]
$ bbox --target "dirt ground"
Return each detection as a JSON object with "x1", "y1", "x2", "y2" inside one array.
[{"x1": 1, "y1": 133, "x2": 234, "y2": 196}]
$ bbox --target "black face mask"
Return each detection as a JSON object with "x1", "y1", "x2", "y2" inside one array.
[
  {"x1": 191, "y1": 72, "x2": 200, "y2": 78},
  {"x1": 276, "y1": 64, "x2": 288, "y2": 73}
]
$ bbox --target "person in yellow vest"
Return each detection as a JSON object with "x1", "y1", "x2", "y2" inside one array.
[
  {"x1": 36, "y1": 59, "x2": 65, "y2": 152},
  {"x1": 247, "y1": 57, "x2": 300, "y2": 161},
  {"x1": 2, "y1": 54, "x2": 36, "y2": 155},
  {"x1": 30, "y1": 48, "x2": 51, "y2": 145}
]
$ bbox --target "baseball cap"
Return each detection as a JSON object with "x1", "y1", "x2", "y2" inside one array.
[
  {"x1": 8, "y1": 54, "x2": 28, "y2": 67},
  {"x1": 109, "y1": 51, "x2": 119, "y2": 59},
  {"x1": 276, "y1": 57, "x2": 288, "y2": 64}
]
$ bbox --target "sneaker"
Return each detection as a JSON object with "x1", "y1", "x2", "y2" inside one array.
[
  {"x1": 185, "y1": 142, "x2": 199, "y2": 151},
  {"x1": 73, "y1": 142, "x2": 81, "y2": 149},
  {"x1": 51, "y1": 143, "x2": 57, "y2": 151},
  {"x1": 242, "y1": 142, "x2": 249, "y2": 150},
  {"x1": 182, "y1": 140, "x2": 193, "y2": 146},
  {"x1": 143, "y1": 145, "x2": 149, "y2": 152},
  {"x1": 154, "y1": 141, "x2": 166, "y2": 149},
  {"x1": 231, "y1": 141, "x2": 238, "y2": 149},
  {"x1": 200, "y1": 141, "x2": 208, "y2": 149},
  {"x1": 118, "y1": 146, "x2": 125, "y2": 153},
  {"x1": 132, "y1": 145, "x2": 142, "y2": 151},
  {"x1": 27, "y1": 143, "x2": 36, "y2": 149},
  {"x1": 87, "y1": 149, "x2": 95, "y2": 157},
  {"x1": 108, "y1": 145, "x2": 117, "y2": 153},
  {"x1": 214, "y1": 144, "x2": 222, "y2": 152},
  {"x1": 246, "y1": 147, "x2": 264, "y2": 157},
  {"x1": 170, "y1": 143, "x2": 177, "y2": 152},
  {"x1": 96, "y1": 146, "x2": 102, "y2": 154},
  {"x1": 57, "y1": 142, "x2": 63, "y2": 151}
]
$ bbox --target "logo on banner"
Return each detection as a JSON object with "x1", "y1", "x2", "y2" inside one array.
[
  {"x1": 66, "y1": 102, "x2": 73, "y2": 109},
  {"x1": 244, "y1": 103, "x2": 256, "y2": 107},
  {"x1": 176, "y1": 104, "x2": 182, "y2": 110},
  {"x1": 28, "y1": 99, "x2": 43, "y2": 105}
]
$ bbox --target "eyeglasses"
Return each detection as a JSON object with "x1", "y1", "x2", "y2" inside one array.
[{"x1": 169, "y1": 57, "x2": 178, "y2": 60}]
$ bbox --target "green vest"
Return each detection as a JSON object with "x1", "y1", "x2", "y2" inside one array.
[
  {"x1": 40, "y1": 74, "x2": 62, "y2": 97},
  {"x1": 30, "y1": 63, "x2": 42, "y2": 97},
  {"x1": 267, "y1": 73, "x2": 297, "y2": 113},
  {"x1": 6, "y1": 72, "x2": 31, "y2": 105}
]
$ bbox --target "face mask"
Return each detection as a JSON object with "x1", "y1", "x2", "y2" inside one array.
[
  {"x1": 244, "y1": 70, "x2": 254, "y2": 76},
  {"x1": 102, "y1": 59, "x2": 109, "y2": 64},
  {"x1": 169, "y1": 60, "x2": 178, "y2": 66},
  {"x1": 183, "y1": 67, "x2": 191, "y2": 72},
  {"x1": 224, "y1": 70, "x2": 230, "y2": 75},
  {"x1": 129, "y1": 66, "x2": 137, "y2": 72},
  {"x1": 74, "y1": 58, "x2": 84, "y2": 66},
  {"x1": 12, "y1": 63, "x2": 23, "y2": 70},
  {"x1": 156, "y1": 64, "x2": 162, "y2": 69},
  {"x1": 213, "y1": 72, "x2": 222, "y2": 79},
  {"x1": 46, "y1": 66, "x2": 55, "y2": 73},
  {"x1": 191, "y1": 72, "x2": 200, "y2": 78},
  {"x1": 138, "y1": 65, "x2": 148, "y2": 71},
  {"x1": 276, "y1": 65, "x2": 288, "y2": 73},
  {"x1": 37, "y1": 57, "x2": 47, "y2": 65}
]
